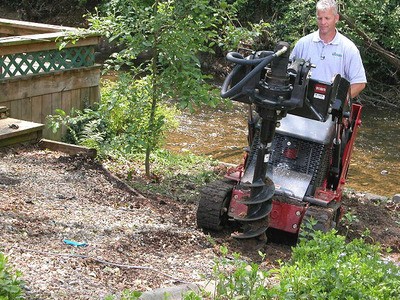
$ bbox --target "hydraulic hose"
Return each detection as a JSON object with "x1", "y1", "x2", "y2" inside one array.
[
  {"x1": 221, "y1": 47, "x2": 288, "y2": 99},
  {"x1": 225, "y1": 51, "x2": 274, "y2": 65}
]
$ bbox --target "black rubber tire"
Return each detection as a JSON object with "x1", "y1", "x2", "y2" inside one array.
[
  {"x1": 299, "y1": 203, "x2": 341, "y2": 237},
  {"x1": 196, "y1": 179, "x2": 234, "y2": 231}
]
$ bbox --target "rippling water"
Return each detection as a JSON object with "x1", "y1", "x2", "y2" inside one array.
[
  {"x1": 347, "y1": 106, "x2": 399, "y2": 197},
  {"x1": 166, "y1": 103, "x2": 399, "y2": 197}
]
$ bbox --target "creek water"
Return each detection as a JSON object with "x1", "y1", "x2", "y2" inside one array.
[{"x1": 166, "y1": 103, "x2": 399, "y2": 198}]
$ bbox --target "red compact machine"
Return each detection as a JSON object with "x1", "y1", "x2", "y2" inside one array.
[{"x1": 196, "y1": 41, "x2": 362, "y2": 239}]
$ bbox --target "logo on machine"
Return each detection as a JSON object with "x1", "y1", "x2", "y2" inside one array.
[{"x1": 314, "y1": 83, "x2": 327, "y2": 100}]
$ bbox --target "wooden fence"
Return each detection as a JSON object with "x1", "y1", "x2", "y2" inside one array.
[{"x1": 0, "y1": 18, "x2": 101, "y2": 140}]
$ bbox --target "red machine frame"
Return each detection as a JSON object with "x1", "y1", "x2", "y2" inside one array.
[{"x1": 224, "y1": 103, "x2": 362, "y2": 234}]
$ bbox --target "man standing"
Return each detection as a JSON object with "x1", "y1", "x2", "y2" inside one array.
[{"x1": 290, "y1": 0, "x2": 367, "y2": 98}]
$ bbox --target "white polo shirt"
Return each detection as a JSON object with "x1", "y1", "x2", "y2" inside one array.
[{"x1": 290, "y1": 30, "x2": 367, "y2": 84}]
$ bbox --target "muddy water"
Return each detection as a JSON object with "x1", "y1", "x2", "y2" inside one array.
[
  {"x1": 166, "y1": 104, "x2": 399, "y2": 198},
  {"x1": 347, "y1": 106, "x2": 399, "y2": 197}
]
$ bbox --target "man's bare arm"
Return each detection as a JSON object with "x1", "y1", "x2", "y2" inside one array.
[{"x1": 350, "y1": 83, "x2": 366, "y2": 98}]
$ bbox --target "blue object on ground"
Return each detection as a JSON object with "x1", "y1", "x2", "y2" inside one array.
[{"x1": 63, "y1": 239, "x2": 88, "y2": 247}]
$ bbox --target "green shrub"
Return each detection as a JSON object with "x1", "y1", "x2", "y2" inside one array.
[
  {"x1": 274, "y1": 230, "x2": 400, "y2": 299},
  {"x1": 189, "y1": 231, "x2": 400, "y2": 300},
  {"x1": 47, "y1": 74, "x2": 179, "y2": 158},
  {"x1": 0, "y1": 252, "x2": 24, "y2": 300},
  {"x1": 206, "y1": 246, "x2": 273, "y2": 299}
]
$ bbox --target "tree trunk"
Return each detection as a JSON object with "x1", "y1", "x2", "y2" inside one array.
[{"x1": 145, "y1": 0, "x2": 160, "y2": 178}]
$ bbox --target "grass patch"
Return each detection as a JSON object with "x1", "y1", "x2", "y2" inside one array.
[{"x1": 104, "y1": 149, "x2": 227, "y2": 203}]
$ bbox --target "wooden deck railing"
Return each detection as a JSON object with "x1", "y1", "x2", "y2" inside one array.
[{"x1": 0, "y1": 18, "x2": 101, "y2": 140}]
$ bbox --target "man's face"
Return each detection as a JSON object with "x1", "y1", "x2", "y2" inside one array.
[{"x1": 317, "y1": 8, "x2": 339, "y2": 36}]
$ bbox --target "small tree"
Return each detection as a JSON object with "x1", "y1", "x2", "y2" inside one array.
[{"x1": 89, "y1": 0, "x2": 262, "y2": 176}]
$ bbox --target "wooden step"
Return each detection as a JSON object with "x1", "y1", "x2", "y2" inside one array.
[{"x1": 0, "y1": 117, "x2": 45, "y2": 147}]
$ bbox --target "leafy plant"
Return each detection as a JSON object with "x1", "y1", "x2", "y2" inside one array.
[
  {"x1": 0, "y1": 252, "x2": 25, "y2": 300},
  {"x1": 47, "y1": 106, "x2": 107, "y2": 151},
  {"x1": 341, "y1": 211, "x2": 360, "y2": 237},
  {"x1": 88, "y1": 0, "x2": 220, "y2": 176},
  {"x1": 182, "y1": 291, "x2": 202, "y2": 300},
  {"x1": 275, "y1": 230, "x2": 400, "y2": 299},
  {"x1": 47, "y1": 75, "x2": 179, "y2": 159},
  {"x1": 271, "y1": 0, "x2": 317, "y2": 44},
  {"x1": 298, "y1": 216, "x2": 318, "y2": 240},
  {"x1": 198, "y1": 245, "x2": 273, "y2": 299}
]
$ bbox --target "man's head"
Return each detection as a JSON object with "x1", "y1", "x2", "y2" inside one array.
[
  {"x1": 316, "y1": 0, "x2": 338, "y2": 15},
  {"x1": 316, "y1": 0, "x2": 340, "y2": 40}
]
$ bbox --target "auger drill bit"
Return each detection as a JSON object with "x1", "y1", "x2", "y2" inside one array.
[{"x1": 231, "y1": 109, "x2": 278, "y2": 239}]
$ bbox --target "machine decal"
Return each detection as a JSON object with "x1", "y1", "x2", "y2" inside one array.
[{"x1": 314, "y1": 83, "x2": 327, "y2": 100}]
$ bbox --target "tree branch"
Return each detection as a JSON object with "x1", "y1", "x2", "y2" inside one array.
[{"x1": 340, "y1": 13, "x2": 400, "y2": 71}]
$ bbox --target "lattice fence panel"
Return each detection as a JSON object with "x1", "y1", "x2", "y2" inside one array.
[{"x1": 0, "y1": 46, "x2": 95, "y2": 79}]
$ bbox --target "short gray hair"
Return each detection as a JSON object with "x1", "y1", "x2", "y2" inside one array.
[{"x1": 316, "y1": 0, "x2": 338, "y2": 15}]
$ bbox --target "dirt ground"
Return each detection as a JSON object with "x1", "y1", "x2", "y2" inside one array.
[{"x1": 1, "y1": 144, "x2": 399, "y2": 300}]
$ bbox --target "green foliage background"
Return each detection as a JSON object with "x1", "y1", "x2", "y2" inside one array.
[
  {"x1": 44, "y1": 0, "x2": 399, "y2": 173},
  {"x1": 3, "y1": 0, "x2": 398, "y2": 86},
  {"x1": 233, "y1": 0, "x2": 399, "y2": 85}
]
